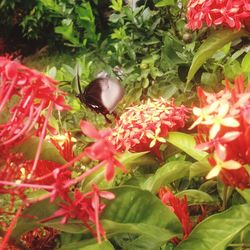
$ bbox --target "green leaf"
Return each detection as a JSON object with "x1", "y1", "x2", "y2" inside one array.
[
  {"x1": 166, "y1": 132, "x2": 208, "y2": 161},
  {"x1": 142, "y1": 160, "x2": 191, "y2": 193},
  {"x1": 12, "y1": 198, "x2": 57, "y2": 237},
  {"x1": 155, "y1": 0, "x2": 175, "y2": 7},
  {"x1": 201, "y1": 72, "x2": 218, "y2": 86},
  {"x1": 13, "y1": 137, "x2": 66, "y2": 165},
  {"x1": 110, "y1": 0, "x2": 123, "y2": 12},
  {"x1": 122, "y1": 235, "x2": 163, "y2": 250},
  {"x1": 199, "y1": 180, "x2": 217, "y2": 194},
  {"x1": 148, "y1": 83, "x2": 178, "y2": 99},
  {"x1": 187, "y1": 29, "x2": 250, "y2": 82},
  {"x1": 101, "y1": 220, "x2": 178, "y2": 242},
  {"x1": 241, "y1": 52, "x2": 250, "y2": 72},
  {"x1": 55, "y1": 22, "x2": 80, "y2": 46},
  {"x1": 176, "y1": 204, "x2": 250, "y2": 250},
  {"x1": 176, "y1": 189, "x2": 215, "y2": 205},
  {"x1": 120, "y1": 151, "x2": 158, "y2": 170},
  {"x1": 59, "y1": 240, "x2": 115, "y2": 250},
  {"x1": 212, "y1": 42, "x2": 231, "y2": 61},
  {"x1": 228, "y1": 47, "x2": 249, "y2": 64},
  {"x1": 237, "y1": 188, "x2": 250, "y2": 204},
  {"x1": 189, "y1": 159, "x2": 211, "y2": 179},
  {"x1": 125, "y1": 87, "x2": 142, "y2": 105},
  {"x1": 40, "y1": 0, "x2": 61, "y2": 13},
  {"x1": 224, "y1": 60, "x2": 242, "y2": 80},
  {"x1": 101, "y1": 186, "x2": 181, "y2": 240}
]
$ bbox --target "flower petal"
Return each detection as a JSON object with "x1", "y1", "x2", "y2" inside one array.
[
  {"x1": 80, "y1": 120, "x2": 101, "y2": 139},
  {"x1": 209, "y1": 123, "x2": 221, "y2": 139},
  {"x1": 221, "y1": 117, "x2": 240, "y2": 127},
  {"x1": 206, "y1": 165, "x2": 221, "y2": 179},
  {"x1": 222, "y1": 160, "x2": 242, "y2": 170},
  {"x1": 222, "y1": 131, "x2": 241, "y2": 142}
]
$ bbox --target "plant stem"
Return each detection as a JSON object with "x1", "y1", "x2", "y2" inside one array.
[
  {"x1": 30, "y1": 103, "x2": 52, "y2": 178},
  {"x1": 229, "y1": 243, "x2": 250, "y2": 249},
  {"x1": 222, "y1": 185, "x2": 228, "y2": 211}
]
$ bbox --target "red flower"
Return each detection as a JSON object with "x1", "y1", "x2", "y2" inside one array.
[
  {"x1": 187, "y1": 0, "x2": 250, "y2": 30},
  {"x1": 111, "y1": 98, "x2": 189, "y2": 159},
  {"x1": 80, "y1": 121, "x2": 126, "y2": 181},
  {"x1": 191, "y1": 75, "x2": 250, "y2": 189},
  {"x1": 0, "y1": 57, "x2": 70, "y2": 150},
  {"x1": 41, "y1": 185, "x2": 115, "y2": 243},
  {"x1": 159, "y1": 187, "x2": 193, "y2": 241}
]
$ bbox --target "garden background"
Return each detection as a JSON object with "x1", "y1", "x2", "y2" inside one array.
[{"x1": 0, "y1": 0, "x2": 250, "y2": 249}]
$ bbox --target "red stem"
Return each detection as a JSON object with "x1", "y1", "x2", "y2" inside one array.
[{"x1": 29, "y1": 103, "x2": 52, "y2": 178}]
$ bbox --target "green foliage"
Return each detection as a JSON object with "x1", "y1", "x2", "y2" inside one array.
[
  {"x1": 13, "y1": 136, "x2": 66, "y2": 165},
  {"x1": 175, "y1": 189, "x2": 215, "y2": 205},
  {"x1": 187, "y1": 29, "x2": 250, "y2": 82},
  {"x1": 40, "y1": 0, "x2": 100, "y2": 46},
  {"x1": 176, "y1": 204, "x2": 250, "y2": 250},
  {"x1": 166, "y1": 132, "x2": 208, "y2": 161},
  {"x1": 59, "y1": 240, "x2": 115, "y2": 250},
  {"x1": 142, "y1": 160, "x2": 191, "y2": 193}
]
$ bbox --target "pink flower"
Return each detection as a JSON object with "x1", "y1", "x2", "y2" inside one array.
[
  {"x1": 80, "y1": 121, "x2": 126, "y2": 181},
  {"x1": 187, "y1": 0, "x2": 250, "y2": 30},
  {"x1": 191, "y1": 75, "x2": 250, "y2": 189},
  {"x1": 111, "y1": 98, "x2": 189, "y2": 159}
]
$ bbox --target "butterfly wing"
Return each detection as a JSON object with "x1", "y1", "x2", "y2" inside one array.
[
  {"x1": 101, "y1": 78, "x2": 124, "y2": 113},
  {"x1": 82, "y1": 78, "x2": 109, "y2": 115}
]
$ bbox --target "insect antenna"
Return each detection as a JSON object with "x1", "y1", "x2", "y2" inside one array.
[{"x1": 75, "y1": 64, "x2": 85, "y2": 103}]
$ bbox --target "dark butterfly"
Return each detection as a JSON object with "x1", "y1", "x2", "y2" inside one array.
[{"x1": 76, "y1": 72, "x2": 124, "y2": 123}]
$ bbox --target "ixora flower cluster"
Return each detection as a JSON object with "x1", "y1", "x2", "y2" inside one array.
[
  {"x1": 0, "y1": 57, "x2": 70, "y2": 148},
  {"x1": 191, "y1": 75, "x2": 250, "y2": 189},
  {"x1": 0, "y1": 58, "x2": 125, "y2": 249},
  {"x1": 187, "y1": 0, "x2": 250, "y2": 30},
  {"x1": 111, "y1": 98, "x2": 189, "y2": 159}
]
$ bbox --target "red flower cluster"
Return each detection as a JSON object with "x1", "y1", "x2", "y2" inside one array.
[
  {"x1": 187, "y1": 0, "x2": 250, "y2": 30},
  {"x1": 111, "y1": 98, "x2": 189, "y2": 159},
  {"x1": 42, "y1": 185, "x2": 115, "y2": 243},
  {"x1": 191, "y1": 75, "x2": 250, "y2": 189},
  {"x1": 0, "y1": 57, "x2": 70, "y2": 149},
  {"x1": 159, "y1": 187, "x2": 193, "y2": 242}
]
